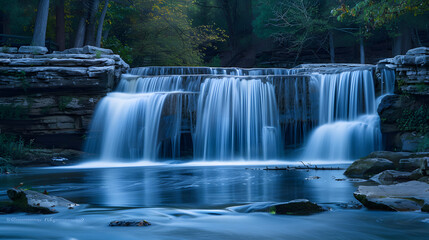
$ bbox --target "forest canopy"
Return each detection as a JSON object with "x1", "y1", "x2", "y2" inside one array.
[{"x1": 0, "y1": 0, "x2": 428, "y2": 67}]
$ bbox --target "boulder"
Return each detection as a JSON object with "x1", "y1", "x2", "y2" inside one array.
[
  {"x1": 406, "y1": 47, "x2": 429, "y2": 56},
  {"x1": 353, "y1": 181, "x2": 429, "y2": 211},
  {"x1": 7, "y1": 188, "x2": 78, "y2": 214},
  {"x1": 370, "y1": 170, "x2": 412, "y2": 184},
  {"x1": 229, "y1": 199, "x2": 326, "y2": 215},
  {"x1": 109, "y1": 220, "x2": 151, "y2": 227},
  {"x1": 344, "y1": 158, "x2": 395, "y2": 178},
  {"x1": 18, "y1": 46, "x2": 48, "y2": 55},
  {"x1": 399, "y1": 157, "x2": 428, "y2": 171}
]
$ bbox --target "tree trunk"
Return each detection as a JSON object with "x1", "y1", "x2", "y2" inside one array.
[
  {"x1": 329, "y1": 31, "x2": 335, "y2": 63},
  {"x1": 392, "y1": 35, "x2": 402, "y2": 56},
  {"x1": 95, "y1": 0, "x2": 109, "y2": 48},
  {"x1": 359, "y1": 37, "x2": 365, "y2": 64},
  {"x1": 74, "y1": 17, "x2": 86, "y2": 48},
  {"x1": 55, "y1": 0, "x2": 66, "y2": 50},
  {"x1": 84, "y1": 0, "x2": 100, "y2": 46},
  {"x1": 32, "y1": 0, "x2": 50, "y2": 47}
]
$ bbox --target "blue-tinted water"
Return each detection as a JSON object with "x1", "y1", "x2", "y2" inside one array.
[{"x1": 1, "y1": 165, "x2": 428, "y2": 239}]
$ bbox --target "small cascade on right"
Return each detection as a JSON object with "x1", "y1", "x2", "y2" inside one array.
[{"x1": 302, "y1": 69, "x2": 383, "y2": 161}]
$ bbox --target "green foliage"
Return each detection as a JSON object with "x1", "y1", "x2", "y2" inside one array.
[
  {"x1": 0, "y1": 104, "x2": 28, "y2": 120},
  {"x1": 95, "y1": 50, "x2": 102, "y2": 59},
  {"x1": 0, "y1": 134, "x2": 32, "y2": 160},
  {"x1": 58, "y1": 96, "x2": 73, "y2": 111},
  {"x1": 105, "y1": 0, "x2": 226, "y2": 66},
  {"x1": 417, "y1": 135, "x2": 429, "y2": 152},
  {"x1": 396, "y1": 105, "x2": 429, "y2": 135},
  {"x1": 102, "y1": 36, "x2": 133, "y2": 64},
  {"x1": 332, "y1": 0, "x2": 429, "y2": 31},
  {"x1": 253, "y1": 0, "x2": 332, "y2": 62},
  {"x1": 0, "y1": 156, "x2": 16, "y2": 174},
  {"x1": 1, "y1": 46, "x2": 10, "y2": 53}
]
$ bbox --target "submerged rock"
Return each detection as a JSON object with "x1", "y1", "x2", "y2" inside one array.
[
  {"x1": 109, "y1": 220, "x2": 151, "y2": 227},
  {"x1": 7, "y1": 188, "x2": 78, "y2": 214},
  {"x1": 344, "y1": 158, "x2": 395, "y2": 178},
  {"x1": 229, "y1": 199, "x2": 326, "y2": 215},
  {"x1": 354, "y1": 181, "x2": 429, "y2": 211}
]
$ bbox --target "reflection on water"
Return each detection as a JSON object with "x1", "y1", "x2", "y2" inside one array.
[
  {"x1": 1, "y1": 166, "x2": 352, "y2": 207},
  {"x1": 1, "y1": 166, "x2": 428, "y2": 240}
]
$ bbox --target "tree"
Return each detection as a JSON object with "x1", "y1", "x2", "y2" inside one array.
[
  {"x1": 32, "y1": 0, "x2": 50, "y2": 46},
  {"x1": 74, "y1": 0, "x2": 88, "y2": 47},
  {"x1": 106, "y1": 0, "x2": 226, "y2": 66},
  {"x1": 56, "y1": 0, "x2": 66, "y2": 50},
  {"x1": 253, "y1": 0, "x2": 330, "y2": 64},
  {"x1": 84, "y1": 0, "x2": 100, "y2": 46},
  {"x1": 96, "y1": 0, "x2": 109, "y2": 47},
  {"x1": 332, "y1": 0, "x2": 429, "y2": 56}
]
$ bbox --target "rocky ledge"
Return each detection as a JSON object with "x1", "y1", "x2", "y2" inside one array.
[{"x1": 0, "y1": 46, "x2": 129, "y2": 151}]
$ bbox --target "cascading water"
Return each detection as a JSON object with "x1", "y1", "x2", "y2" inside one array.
[
  {"x1": 193, "y1": 77, "x2": 281, "y2": 160},
  {"x1": 302, "y1": 69, "x2": 383, "y2": 160},
  {"x1": 85, "y1": 65, "x2": 394, "y2": 163},
  {"x1": 84, "y1": 75, "x2": 185, "y2": 161}
]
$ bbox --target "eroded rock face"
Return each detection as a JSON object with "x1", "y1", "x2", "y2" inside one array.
[
  {"x1": 344, "y1": 158, "x2": 395, "y2": 178},
  {"x1": 354, "y1": 181, "x2": 429, "y2": 211},
  {"x1": 0, "y1": 47, "x2": 129, "y2": 150}
]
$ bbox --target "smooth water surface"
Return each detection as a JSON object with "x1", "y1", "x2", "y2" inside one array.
[{"x1": 1, "y1": 165, "x2": 428, "y2": 239}]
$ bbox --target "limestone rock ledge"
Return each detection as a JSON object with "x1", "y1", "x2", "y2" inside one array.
[
  {"x1": 0, "y1": 46, "x2": 129, "y2": 150},
  {"x1": 378, "y1": 47, "x2": 429, "y2": 152}
]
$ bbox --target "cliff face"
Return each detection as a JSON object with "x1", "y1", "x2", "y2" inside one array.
[
  {"x1": 378, "y1": 47, "x2": 429, "y2": 152},
  {"x1": 0, "y1": 46, "x2": 129, "y2": 150}
]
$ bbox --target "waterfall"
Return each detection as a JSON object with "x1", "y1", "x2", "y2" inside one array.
[
  {"x1": 380, "y1": 68, "x2": 396, "y2": 95},
  {"x1": 84, "y1": 65, "x2": 393, "y2": 163},
  {"x1": 302, "y1": 69, "x2": 382, "y2": 160},
  {"x1": 84, "y1": 93, "x2": 168, "y2": 161},
  {"x1": 193, "y1": 77, "x2": 282, "y2": 160},
  {"x1": 84, "y1": 74, "x2": 184, "y2": 161}
]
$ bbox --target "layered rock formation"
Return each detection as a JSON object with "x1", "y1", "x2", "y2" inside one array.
[
  {"x1": 0, "y1": 46, "x2": 129, "y2": 150},
  {"x1": 377, "y1": 47, "x2": 429, "y2": 152}
]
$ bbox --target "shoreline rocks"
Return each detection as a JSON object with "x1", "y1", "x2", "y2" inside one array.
[
  {"x1": 5, "y1": 188, "x2": 78, "y2": 214},
  {"x1": 353, "y1": 181, "x2": 429, "y2": 211}
]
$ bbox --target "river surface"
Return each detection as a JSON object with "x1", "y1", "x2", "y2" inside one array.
[{"x1": 1, "y1": 162, "x2": 429, "y2": 239}]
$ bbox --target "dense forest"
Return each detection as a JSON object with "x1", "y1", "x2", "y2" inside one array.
[{"x1": 0, "y1": 0, "x2": 428, "y2": 67}]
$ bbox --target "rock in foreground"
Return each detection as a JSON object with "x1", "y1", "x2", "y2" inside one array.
[
  {"x1": 109, "y1": 220, "x2": 151, "y2": 227},
  {"x1": 7, "y1": 188, "x2": 78, "y2": 214},
  {"x1": 229, "y1": 199, "x2": 326, "y2": 215},
  {"x1": 354, "y1": 181, "x2": 429, "y2": 211},
  {"x1": 344, "y1": 158, "x2": 395, "y2": 178}
]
